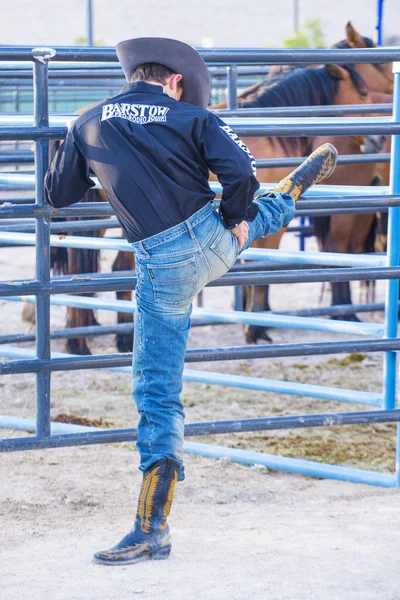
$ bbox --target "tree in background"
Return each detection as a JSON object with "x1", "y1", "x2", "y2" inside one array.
[{"x1": 283, "y1": 18, "x2": 325, "y2": 48}]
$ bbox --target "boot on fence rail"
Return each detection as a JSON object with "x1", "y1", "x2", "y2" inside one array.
[
  {"x1": 93, "y1": 458, "x2": 180, "y2": 566},
  {"x1": 263, "y1": 142, "x2": 338, "y2": 202}
]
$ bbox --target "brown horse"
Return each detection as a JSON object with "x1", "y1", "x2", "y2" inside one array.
[
  {"x1": 227, "y1": 23, "x2": 394, "y2": 342},
  {"x1": 210, "y1": 65, "x2": 375, "y2": 341},
  {"x1": 311, "y1": 24, "x2": 394, "y2": 322}
]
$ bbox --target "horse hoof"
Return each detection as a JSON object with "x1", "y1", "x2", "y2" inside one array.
[
  {"x1": 244, "y1": 326, "x2": 273, "y2": 345},
  {"x1": 331, "y1": 313, "x2": 362, "y2": 323},
  {"x1": 66, "y1": 338, "x2": 92, "y2": 355},
  {"x1": 116, "y1": 334, "x2": 133, "y2": 353}
]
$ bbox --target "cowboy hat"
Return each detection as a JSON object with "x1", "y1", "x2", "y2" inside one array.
[{"x1": 116, "y1": 37, "x2": 210, "y2": 109}]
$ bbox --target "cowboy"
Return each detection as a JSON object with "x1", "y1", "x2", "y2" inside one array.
[{"x1": 45, "y1": 37, "x2": 337, "y2": 566}]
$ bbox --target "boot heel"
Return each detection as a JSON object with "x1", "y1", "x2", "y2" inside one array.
[{"x1": 151, "y1": 545, "x2": 171, "y2": 560}]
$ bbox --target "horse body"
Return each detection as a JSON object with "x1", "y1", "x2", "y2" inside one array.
[
  {"x1": 312, "y1": 135, "x2": 378, "y2": 313},
  {"x1": 235, "y1": 24, "x2": 394, "y2": 342},
  {"x1": 223, "y1": 59, "x2": 374, "y2": 342},
  {"x1": 311, "y1": 93, "x2": 394, "y2": 319}
]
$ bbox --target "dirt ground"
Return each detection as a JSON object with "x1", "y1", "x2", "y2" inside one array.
[{"x1": 1, "y1": 231, "x2": 400, "y2": 600}]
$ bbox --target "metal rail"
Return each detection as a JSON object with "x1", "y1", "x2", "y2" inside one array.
[
  {"x1": 2, "y1": 409, "x2": 400, "y2": 454},
  {"x1": 215, "y1": 104, "x2": 393, "y2": 117},
  {"x1": 0, "y1": 151, "x2": 391, "y2": 167},
  {"x1": 0, "y1": 46, "x2": 399, "y2": 63},
  {"x1": 0, "y1": 299, "x2": 396, "y2": 346},
  {"x1": 2, "y1": 337, "x2": 400, "y2": 374},
  {"x1": 0, "y1": 116, "x2": 398, "y2": 138}
]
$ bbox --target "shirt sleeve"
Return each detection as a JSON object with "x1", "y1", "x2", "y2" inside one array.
[
  {"x1": 44, "y1": 126, "x2": 95, "y2": 208},
  {"x1": 200, "y1": 113, "x2": 260, "y2": 229}
]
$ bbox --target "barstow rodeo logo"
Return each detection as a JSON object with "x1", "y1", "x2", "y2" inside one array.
[
  {"x1": 101, "y1": 103, "x2": 170, "y2": 124},
  {"x1": 219, "y1": 125, "x2": 257, "y2": 175}
]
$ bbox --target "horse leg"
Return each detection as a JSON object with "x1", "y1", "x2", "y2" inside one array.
[
  {"x1": 113, "y1": 250, "x2": 135, "y2": 353},
  {"x1": 330, "y1": 281, "x2": 361, "y2": 321},
  {"x1": 317, "y1": 211, "x2": 376, "y2": 323},
  {"x1": 244, "y1": 284, "x2": 273, "y2": 343},
  {"x1": 65, "y1": 244, "x2": 100, "y2": 355},
  {"x1": 66, "y1": 307, "x2": 95, "y2": 354},
  {"x1": 244, "y1": 230, "x2": 285, "y2": 344},
  {"x1": 314, "y1": 214, "x2": 361, "y2": 322}
]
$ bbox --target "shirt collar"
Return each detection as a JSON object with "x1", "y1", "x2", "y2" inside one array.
[{"x1": 119, "y1": 81, "x2": 165, "y2": 96}]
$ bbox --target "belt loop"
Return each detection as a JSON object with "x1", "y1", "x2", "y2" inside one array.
[
  {"x1": 186, "y1": 219, "x2": 200, "y2": 250},
  {"x1": 138, "y1": 241, "x2": 150, "y2": 258}
]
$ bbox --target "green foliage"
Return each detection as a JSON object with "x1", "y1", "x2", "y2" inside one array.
[
  {"x1": 74, "y1": 36, "x2": 106, "y2": 46},
  {"x1": 74, "y1": 36, "x2": 87, "y2": 46},
  {"x1": 283, "y1": 18, "x2": 325, "y2": 49}
]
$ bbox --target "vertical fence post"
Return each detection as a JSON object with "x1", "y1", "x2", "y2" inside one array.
[
  {"x1": 394, "y1": 64, "x2": 400, "y2": 488},
  {"x1": 13, "y1": 88, "x2": 21, "y2": 170},
  {"x1": 87, "y1": 0, "x2": 94, "y2": 46},
  {"x1": 376, "y1": 0, "x2": 384, "y2": 46},
  {"x1": 227, "y1": 65, "x2": 244, "y2": 311},
  {"x1": 396, "y1": 423, "x2": 400, "y2": 487},
  {"x1": 227, "y1": 65, "x2": 238, "y2": 110},
  {"x1": 13, "y1": 88, "x2": 20, "y2": 113},
  {"x1": 298, "y1": 216, "x2": 306, "y2": 251},
  {"x1": 383, "y1": 65, "x2": 400, "y2": 411},
  {"x1": 32, "y1": 48, "x2": 55, "y2": 438}
]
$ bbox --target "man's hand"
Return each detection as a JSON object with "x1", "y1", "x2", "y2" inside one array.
[{"x1": 230, "y1": 221, "x2": 249, "y2": 252}]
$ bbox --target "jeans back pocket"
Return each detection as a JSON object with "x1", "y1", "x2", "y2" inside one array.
[{"x1": 147, "y1": 256, "x2": 198, "y2": 306}]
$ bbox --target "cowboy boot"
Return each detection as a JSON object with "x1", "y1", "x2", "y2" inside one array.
[
  {"x1": 267, "y1": 143, "x2": 338, "y2": 201},
  {"x1": 93, "y1": 458, "x2": 180, "y2": 565}
]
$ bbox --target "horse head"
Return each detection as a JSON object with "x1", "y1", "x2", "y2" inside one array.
[
  {"x1": 324, "y1": 63, "x2": 370, "y2": 106},
  {"x1": 332, "y1": 22, "x2": 394, "y2": 95}
]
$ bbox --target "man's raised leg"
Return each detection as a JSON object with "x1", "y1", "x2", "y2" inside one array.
[{"x1": 243, "y1": 143, "x2": 338, "y2": 250}]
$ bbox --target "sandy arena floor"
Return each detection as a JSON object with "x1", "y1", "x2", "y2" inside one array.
[{"x1": 1, "y1": 231, "x2": 399, "y2": 600}]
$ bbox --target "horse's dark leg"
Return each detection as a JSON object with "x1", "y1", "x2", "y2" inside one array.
[
  {"x1": 314, "y1": 214, "x2": 364, "y2": 323},
  {"x1": 113, "y1": 250, "x2": 135, "y2": 353},
  {"x1": 65, "y1": 242, "x2": 100, "y2": 356},
  {"x1": 330, "y1": 282, "x2": 361, "y2": 322},
  {"x1": 244, "y1": 284, "x2": 273, "y2": 344},
  {"x1": 242, "y1": 230, "x2": 285, "y2": 344},
  {"x1": 66, "y1": 307, "x2": 94, "y2": 355}
]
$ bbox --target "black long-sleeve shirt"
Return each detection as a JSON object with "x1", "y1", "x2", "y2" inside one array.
[{"x1": 45, "y1": 81, "x2": 260, "y2": 243}]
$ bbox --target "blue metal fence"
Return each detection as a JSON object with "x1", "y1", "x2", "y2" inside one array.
[{"x1": 1, "y1": 46, "x2": 400, "y2": 486}]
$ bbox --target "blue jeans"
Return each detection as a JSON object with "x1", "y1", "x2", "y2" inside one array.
[{"x1": 130, "y1": 193, "x2": 295, "y2": 480}]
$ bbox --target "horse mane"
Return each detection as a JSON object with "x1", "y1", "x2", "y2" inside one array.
[
  {"x1": 337, "y1": 64, "x2": 369, "y2": 98},
  {"x1": 240, "y1": 67, "x2": 337, "y2": 108},
  {"x1": 241, "y1": 64, "x2": 367, "y2": 109}
]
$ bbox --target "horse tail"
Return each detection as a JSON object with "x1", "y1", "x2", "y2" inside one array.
[
  {"x1": 67, "y1": 188, "x2": 101, "y2": 278},
  {"x1": 49, "y1": 138, "x2": 70, "y2": 275},
  {"x1": 51, "y1": 247, "x2": 69, "y2": 275},
  {"x1": 67, "y1": 239, "x2": 100, "y2": 279},
  {"x1": 363, "y1": 215, "x2": 378, "y2": 255},
  {"x1": 313, "y1": 216, "x2": 331, "y2": 250}
]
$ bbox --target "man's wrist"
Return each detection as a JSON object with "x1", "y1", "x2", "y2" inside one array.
[{"x1": 222, "y1": 216, "x2": 245, "y2": 230}]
